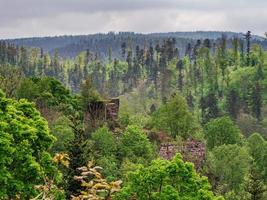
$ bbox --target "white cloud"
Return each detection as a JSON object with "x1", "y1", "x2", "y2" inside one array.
[{"x1": 0, "y1": 0, "x2": 266, "y2": 39}]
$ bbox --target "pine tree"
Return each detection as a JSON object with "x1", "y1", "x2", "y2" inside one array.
[
  {"x1": 108, "y1": 47, "x2": 112, "y2": 64},
  {"x1": 239, "y1": 39, "x2": 245, "y2": 66},
  {"x1": 125, "y1": 49, "x2": 134, "y2": 91},
  {"x1": 203, "y1": 39, "x2": 211, "y2": 48},
  {"x1": 245, "y1": 31, "x2": 252, "y2": 66},
  {"x1": 121, "y1": 42, "x2": 126, "y2": 59},
  {"x1": 200, "y1": 92, "x2": 220, "y2": 123},
  {"x1": 232, "y1": 37, "x2": 239, "y2": 67},
  {"x1": 177, "y1": 59, "x2": 184, "y2": 91},
  {"x1": 185, "y1": 43, "x2": 192, "y2": 58},
  {"x1": 85, "y1": 49, "x2": 90, "y2": 65},
  {"x1": 251, "y1": 81, "x2": 262, "y2": 121},
  {"x1": 52, "y1": 49, "x2": 60, "y2": 76},
  {"x1": 19, "y1": 46, "x2": 29, "y2": 75},
  {"x1": 255, "y1": 47, "x2": 265, "y2": 80},
  {"x1": 226, "y1": 88, "x2": 240, "y2": 119},
  {"x1": 217, "y1": 34, "x2": 227, "y2": 83},
  {"x1": 65, "y1": 112, "x2": 86, "y2": 197}
]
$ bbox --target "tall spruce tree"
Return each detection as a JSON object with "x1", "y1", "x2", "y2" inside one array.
[
  {"x1": 65, "y1": 111, "x2": 86, "y2": 197},
  {"x1": 251, "y1": 81, "x2": 262, "y2": 121},
  {"x1": 245, "y1": 31, "x2": 252, "y2": 66},
  {"x1": 226, "y1": 88, "x2": 240, "y2": 119},
  {"x1": 177, "y1": 59, "x2": 184, "y2": 91}
]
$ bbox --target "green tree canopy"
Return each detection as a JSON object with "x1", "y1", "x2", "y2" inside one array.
[
  {"x1": 91, "y1": 126, "x2": 117, "y2": 157},
  {"x1": 80, "y1": 75, "x2": 102, "y2": 110},
  {"x1": 17, "y1": 77, "x2": 74, "y2": 108},
  {"x1": 0, "y1": 64, "x2": 23, "y2": 98},
  {"x1": 152, "y1": 93, "x2": 198, "y2": 139},
  {"x1": 115, "y1": 154, "x2": 224, "y2": 200},
  {"x1": 206, "y1": 144, "x2": 251, "y2": 195},
  {"x1": 50, "y1": 115, "x2": 74, "y2": 153},
  {"x1": 247, "y1": 133, "x2": 267, "y2": 181},
  {"x1": 204, "y1": 116, "x2": 242, "y2": 150},
  {"x1": 0, "y1": 90, "x2": 60, "y2": 199},
  {"x1": 118, "y1": 125, "x2": 154, "y2": 163}
]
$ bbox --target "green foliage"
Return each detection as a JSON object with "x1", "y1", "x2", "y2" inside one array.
[
  {"x1": 244, "y1": 164, "x2": 266, "y2": 200},
  {"x1": 250, "y1": 81, "x2": 262, "y2": 121},
  {"x1": 226, "y1": 87, "x2": 240, "y2": 119},
  {"x1": 152, "y1": 93, "x2": 198, "y2": 139},
  {"x1": 91, "y1": 126, "x2": 117, "y2": 157},
  {"x1": 50, "y1": 116, "x2": 74, "y2": 153},
  {"x1": 90, "y1": 127, "x2": 119, "y2": 179},
  {"x1": 206, "y1": 144, "x2": 251, "y2": 195},
  {"x1": 0, "y1": 92, "x2": 60, "y2": 199},
  {"x1": 17, "y1": 77, "x2": 75, "y2": 109},
  {"x1": 236, "y1": 114, "x2": 267, "y2": 137},
  {"x1": 0, "y1": 64, "x2": 23, "y2": 98},
  {"x1": 1, "y1": 34, "x2": 267, "y2": 199},
  {"x1": 247, "y1": 133, "x2": 267, "y2": 181},
  {"x1": 115, "y1": 154, "x2": 223, "y2": 200},
  {"x1": 80, "y1": 76, "x2": 102, "y2": 109},
  {"x1": 200, "y1": 92, "x2": 220, "y2": 124},
  {"x1": 118, "y1": 82, "x2": 156, "y2": 127},
  {"x1": 65, "y1": 111, "x2": 86, "y2": 197},
  {"x1": 204, "y1": 116, "x2": 242, "y2": 150},
  {"x1": 118, "y1": 125, "x2": 154, "y2": 163},
  {"x1": 96, "y1": 156, "x2": 120, "y2": 181}
]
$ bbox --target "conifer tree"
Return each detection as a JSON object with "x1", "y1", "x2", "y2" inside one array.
[
  {"x1": 19, "y1": 46, "x2": 29, "y2": 75},
  {"x1": 232, "y1": 37, "x2": 239, "y2": 67},
  {"x1": 65, "y1": 111, "x2": 86, "y2": 197},
  {"x1": 245, "y1": 31, "x2": 252, "y2": 66},
  {"x1": 238, "y1": 39, "x2": 245, "y2": 65},
  {"x1": 177, "y1": 59, "x2": 184, "y2": 91},
  {"x1": 200, "y1": 92, "x2": 220, "y2": 123},
  {"x1": 108, "y1": 47, "x2": 112, "y2": 64},
  {"x1": 121, "y1": 42, "x2": 126, "y2": 59},
  {"x1": 251, "y1": 81, "x2": 262, "y2": 121},
  {"x1": 226, "y1": 88, "x2": 240, "y2": 119},
  {"x1": 52, "y1": 49, "x2": 60, "y2": 76}
]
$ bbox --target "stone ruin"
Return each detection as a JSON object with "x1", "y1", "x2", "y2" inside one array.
[
  {"x1": 159, "y1": 139, "x2": 205, "y2": 170},
  {"x1": 84, "y1": 98, "x2": 120, "y2": 129}
]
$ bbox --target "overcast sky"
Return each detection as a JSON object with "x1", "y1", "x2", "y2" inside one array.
[{"x1": 0, "y1": 0, "x2": 266, "y2": 39}]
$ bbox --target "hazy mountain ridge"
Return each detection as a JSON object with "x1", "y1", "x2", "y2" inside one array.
[{"x1": 3, "y1": 31, "x2": 267, "y2": 58}]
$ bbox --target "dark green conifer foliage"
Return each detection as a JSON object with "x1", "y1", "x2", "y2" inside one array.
[
  {"x1": 251, "y1": 81, "x2": 262, "y2": 121},
  {"x1": 200, "y1": 92, "x2": 220, "y2": 124},
  {"x1": 226, "y1": 88, "x2": 240, "y2": 119},
  {"x1": 245, "y1": 31, "x2": 252, "y2": 66},
  {"x1": 121, "y1": 42, "x2": 126, "y2": 58},
  {"x1": 177, "y1": 59, "x2": 184, "y2": 91},
  {"x1": 65, "y1": 112, "x2": 86, "y2": 197}
]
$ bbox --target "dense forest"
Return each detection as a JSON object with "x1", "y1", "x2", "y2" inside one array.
[
  {"x1": 4, "y1": 31, "x2": 267, "y2": 58},
  {"x1": 0, "y1": 31, "x2": 267, "y2": 200}
]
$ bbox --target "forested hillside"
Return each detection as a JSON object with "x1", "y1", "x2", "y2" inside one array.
[
  {"x1": 0, "y1": 31, "x2": 267, "y2": 200},
  {"x1": 4, "y1": 31, "x2": 267, "y2": 58}
]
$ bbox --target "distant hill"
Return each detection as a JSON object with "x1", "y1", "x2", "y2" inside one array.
[{"x1": 3, "y1": 31, "x2": 267, "y2": 59}]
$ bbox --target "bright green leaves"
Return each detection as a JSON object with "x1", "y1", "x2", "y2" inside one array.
[
  {"x1": 119, "y1": 125, "x2": 154, "y2": 163},
  {"x1": 0, "y1": 92, "x2": 59, "y2": 199},
  {"x1": 91, "y1": 126, "x2": 117, "y2": 157},
  {"x1": 151, "y1": 93, "x2": 198, "y2": 139},
  {"x1": 116, "y1": 154, "x2": 223, "y2": 200},
  {"x1": 206, "y1": 144, "x2": 251, "y2": 195},
  {"x1": 204, "y1": 116, "x2": 242, "y2": 150}
]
